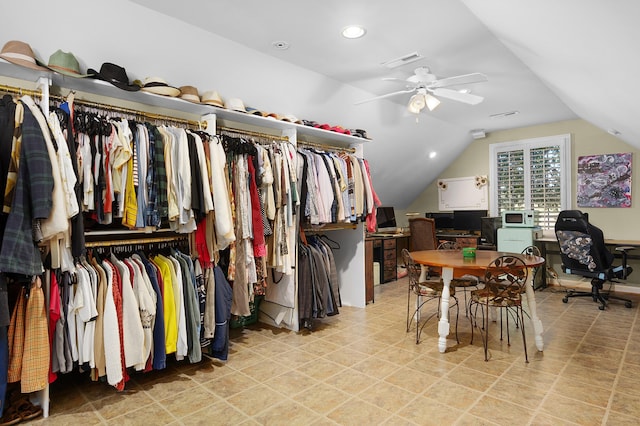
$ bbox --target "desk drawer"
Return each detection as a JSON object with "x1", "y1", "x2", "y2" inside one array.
[
  {"x1": 383, "y1": 239, "x2": 396, "y2": 249},
  {"x1": 373, "y1": 240, "x2": 382, "y2": 248},
  {"x1": 383, "y1": 249, "x2": 396, "y2": 261}
]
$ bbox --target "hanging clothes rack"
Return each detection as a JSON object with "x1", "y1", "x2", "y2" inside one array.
[
  {"x1": 218, "y1": 125, "x2": 289, "y2": 142},
  {"x1": 297, "y1": 139, "x2": 356, "y2": 153},
  {"x1": 48, "y1": 93, "x2": 206, "y2": 129},
  {"x1": 85, "y1": 235, "x2": 189, "y2": 248},
  {"x1": 0, "y1": 83, "x2": 42, "y2": 98}
]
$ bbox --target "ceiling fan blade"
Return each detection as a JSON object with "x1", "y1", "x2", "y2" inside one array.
[
  {"x1": 354, "y1": 89, "x2": 415, "y2": 105},
  {"x1": 381, "y1": 77, "x2": 408, "y2": 83},
  {"x1": 432, "y1": 88, "x2": 484, "y2": 105},
  {"x1": 430, "y1": 72, "x2": 488, "y2": 88}
]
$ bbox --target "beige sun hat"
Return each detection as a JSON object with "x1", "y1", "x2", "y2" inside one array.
[
  {"x1": 0, "y1": 40, "x2": 49, "y2": 71},
  {"x1": 224, "y1": 97, "x2": 247, "y2": 113},
  {"x1": 201, "y1": 90, "x2": 224, "y2": 107},
  {"x1": 140, "y1": 76, "x2": 181, "y2": 97},
  {"x1": 179, "y1": 85, "x2": 201, "y2": 103}
]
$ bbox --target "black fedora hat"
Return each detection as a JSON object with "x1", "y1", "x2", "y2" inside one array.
[{"x1": 87, "y1": 62, "x2": 140, "y2": 91}]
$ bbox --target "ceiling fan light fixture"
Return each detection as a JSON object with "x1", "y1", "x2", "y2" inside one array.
[
  {"x1": 425, "y1": 93, "x2": 441, "y2": 111},
  {"x1": 408, "y1": 93, "x2": 426, "y2": 113},
  {"x1": 342, "y1": 25, "x2": 366, "y2": 39}
]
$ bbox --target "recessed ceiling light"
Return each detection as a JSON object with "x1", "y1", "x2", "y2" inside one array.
[
  {"x1": 429, "y1": 151, "x2": 437, "y2": 159},
  {"x1": 342, "y1": 25, "x2": 366, "y2": 39},
  {"x1": 272, "y1": 41, "x2": 290, "y2": 50}
]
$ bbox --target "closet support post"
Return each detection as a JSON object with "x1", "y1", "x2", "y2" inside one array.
[{"x1": 36, "y1": 76, "x2": 50, "y2": 116}]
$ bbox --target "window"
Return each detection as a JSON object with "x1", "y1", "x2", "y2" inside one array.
[{"x1": 489, "y1": 134, "x2": 571, "y2": 230}]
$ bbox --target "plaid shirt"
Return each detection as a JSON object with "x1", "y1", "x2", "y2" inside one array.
[
  {"x1": 0, "y1": 104, "x2": 53, "y2": 275},
  {"x1": 153, "y1": 126, "x2": 168, "y2": 224},
  {"x1": 144, "y1": 123, "x2": 159, "y2": 227}
]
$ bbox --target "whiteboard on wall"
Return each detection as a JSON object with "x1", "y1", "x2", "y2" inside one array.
[{"x1": 438, "y1": 176, "x2": 488, "y2": 211}]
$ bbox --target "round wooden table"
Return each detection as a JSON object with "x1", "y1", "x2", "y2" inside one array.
[{"x1": 410, "y1": 249, "x2": 546, "y2": 353}]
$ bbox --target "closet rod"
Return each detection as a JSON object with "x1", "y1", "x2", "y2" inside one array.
[
  {"x1": 85, "y1": 235, "x2": 188, "y2": 248},
  {"x1": 297, "y1": 140, "x2": 356, "y2": 154},
  {"x1": 218, "y1": 125, "x2": 289, "y2": 142},
  {"x1": 49, "y1": 93, "x2": 207, "y2": 129},
  {"x1": 0, "y1": 83, "x2": 42, "y2": 98}
]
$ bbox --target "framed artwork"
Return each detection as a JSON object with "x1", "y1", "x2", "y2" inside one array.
[{"x1": 577, "y1": 152, "x2": 632, "y2": 207}]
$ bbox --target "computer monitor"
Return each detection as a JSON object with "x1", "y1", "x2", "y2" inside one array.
[
  {"x1": 425, "y1": 212, "x2": 454, "y2": 230},
  {"x1": 453, "y1": 210, "x2": 488, "y2": 233},
  {"x1": 376, "y1": 206, "x2": 397, "y2": 233},
  {"x1": 480, "y1": 216, "x2": 502, "y2": 245}
]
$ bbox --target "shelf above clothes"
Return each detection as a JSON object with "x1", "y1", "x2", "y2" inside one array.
[{"x1": 1, "y1": 60, "x2": 370, "y2": 149}]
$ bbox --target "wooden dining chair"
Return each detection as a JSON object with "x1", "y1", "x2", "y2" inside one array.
[
  {"x1": 469, "y1": 255, "x2": 529, "y2": 362},
  {"x1": 402, "y1": 248, "x2": 459, "y2": 344}
]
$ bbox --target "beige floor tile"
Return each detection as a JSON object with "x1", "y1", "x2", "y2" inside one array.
[
  {"x1": 468, "y1": 395, "x2": 535, "y2": 425},
  {"x1": 609, "y1": 389, "x2": 640, "y2": 417},
  {"x1": 397, "y1": 395, "x2": 464, "y2": 425},
  {"x1": 181, "y1": 400, "x2": 250, "y2": 425},
  {"x1": 422, "y1": 379, "x2": 483, "y2": 411},
  {"x1": 446, "y1": 366, "x2": 498, "y2": 392},
  {"x1": 529, "y1": 412, "x2": 581, "y2": 425},
  {"x1": 202, "y1": 371, "x2": 259, "y2": 399},
  {"x1": 262, "y1": 369, "x2": 320, "y2": 397},
  {"x1": 540, "y1": 392, "x2": 606, "y2": 424},
  {"x1": 350, "y1": 356, "x2": 401, "y2": 380},
  {"x1": 106, "y1": 402, "x2": 175, "y2": 425},
  {"x1": 226, "y1": 384, "x2": 284, "y2": 417},
  {"x1": 323, "y1": 346, "x2": 370, "y2": 368},
  {"x1": 253, "y1": 398, "x2": 322, "y2": 425},
  {"x1": 327, "y1": 397, "x2": 393, "y2": 425},
  {"x1": 143, "y1": 373, "x2": 199, "y2": 401},
  {"x1": 357, "y1": 381, "x2": 418, "y2": 414},
  {"x1": 295, "y1": 357, "x2": 346, "y2": 381},
  {"x1": 158, "y1": 385, "x2": 220, "y2": 419},
  {"x1": 323, "y1": 368, "x2": 379, "y2": 395},
  {"x1": 91, "y1": 388, "x2": 155, "y2": 420},
  {"x1": 605, "y1": 410, "x2": 640, "y2": 425},
  {"x1": 383, "y1": 366, "x2": 438, "y2": 393},
  {"x1": 552, "y1": 376, "x2": 612, "y2": 407},
  {"x1": 292, "y1": 382, "x2": 350, "y2": 415}
]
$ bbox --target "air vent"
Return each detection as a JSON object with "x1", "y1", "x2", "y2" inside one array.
[
  {"x1": 490, "y1": 110, "x2": 520, "y2": 119},
  {"x1": 381, "y1": 52, "x2": 423, "y2": 69}
]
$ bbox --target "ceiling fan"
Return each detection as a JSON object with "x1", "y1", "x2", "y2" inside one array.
[{"x1": 355, "y1": 66, "x2": 488, "y2": 113}]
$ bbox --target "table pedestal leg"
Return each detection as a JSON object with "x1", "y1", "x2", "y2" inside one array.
[
  {"x1": 525, "y1": 268, "x2": 544, "y2": 351},
  {"x1": 419, "y1": 265, "x2": 428, "y2": 282},
  {"x1": 438, "y1": 267, "x2": 453, "y2": 353}
]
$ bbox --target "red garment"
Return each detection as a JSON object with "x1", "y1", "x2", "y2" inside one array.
[
  {"x1": 195, "y1": 217, "x2": 211, "y2": 267},
  {"x1": 247, "y1": 159, "x2": 266, "y2": 257},
  {"x1": 363, "y1": 159, "x2": 382, "y2": 233},
  {"x1": 48, "y1": 271, "x2": 61, "y2": 383},
  {"x1": 105, "y1": 259, "x2": 129, "y2": 390}
]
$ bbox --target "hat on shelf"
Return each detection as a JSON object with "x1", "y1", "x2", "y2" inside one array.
[
  {"x1": 0, "y1": 40, "x2": 49, "y2": 71},
  {"x1": 224, "y1": 97, "x2": 246, "y2": 113},
  {"x1": 302, "y1": 119, "x2": 319, "y2": 127},
  {"x1": 87, "y1": 62, "x2": 140, "y2": 91},
  {"x1": 46, "y1": 49, "x2": 90, "y2": 78},
  {"x1": 201, "y1": 90, "x2": 224, "y2": 107},
  {"x1": 245, "y1": 106, "x2": 267, "y2": 116},
  {"x1": 281, "y1": 114, "x2": 303, "y2": 124},
  {"x1": 316, "y1": 123, "x2": 331, "y2": 130},
  {"x1": 265, "y1": 112, "x2": 283, "y2": 120},
  {"x1": 350, "y1": 128, "x2": 369, "y2": 139},
  {"x1": 329, "y1": 126, "x2": 351, "y2": 135},
  {"x1": 179, "y1": 85, "x2": 200, "y2": 103},
  {"x1": 140, "y1": 76, "x2": 181, "y2": 97}
]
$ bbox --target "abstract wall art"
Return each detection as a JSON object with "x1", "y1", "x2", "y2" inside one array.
[{"x1": 577, "y1": 152, "x2": 632, "y2": 208}]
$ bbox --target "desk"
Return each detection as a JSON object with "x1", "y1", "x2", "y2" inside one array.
[
  {"x1": 536, "y1": 236, "x2": 640, "y2": 289},
  {"x1": 365, "y1": 233, "x2": 410, "y2": 303},
  {"x1": 436, "y1": 232, "x2": 481, "y2": 248},
  {"x1": 410, "y1": 250, "x2": 545, "y2": 353}
]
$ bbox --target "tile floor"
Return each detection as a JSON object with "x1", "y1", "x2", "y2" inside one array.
[{"x1": 29, "y1": 279, "x2": 640, "y2": 425}]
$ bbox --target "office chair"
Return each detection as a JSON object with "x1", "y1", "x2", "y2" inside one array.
[
  {"x1": 555, "y1": 210, "x2": 633, "y2": 310},
  {"x1": 469, "y1": 255, "x2": 529, "y2": 362},
  {"x1": 401, "y1": 249, "x2": 459, "y2": 344},
  {"x1": 409, "y1": 217, "x2": 438, "y2": 279}
]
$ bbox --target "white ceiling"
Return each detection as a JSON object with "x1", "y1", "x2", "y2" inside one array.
[{"x1": 131, "y1": 0, "x2": 640, "y2": 207}]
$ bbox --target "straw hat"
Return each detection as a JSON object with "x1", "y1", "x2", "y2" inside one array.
[
  {"x1": 0, "y1": 40, "x2": 48, "y2": 71},
  {"x1": 201, "y1": 91, "x2": 224, "y2": 107},
  {"x1": 140, "y1": 76, "x2": 181, "y2": 97},
  {"x1": 179, "y1": 85, "x2": 200, "y2": 103}
]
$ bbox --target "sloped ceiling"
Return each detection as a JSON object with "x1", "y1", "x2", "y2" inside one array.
[{"x1": 126, "y1": 1, "x2": 639, "y2": 206}]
